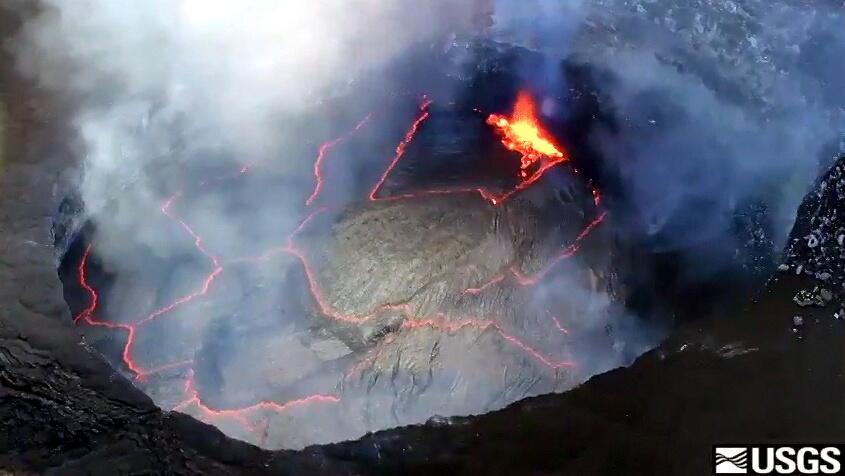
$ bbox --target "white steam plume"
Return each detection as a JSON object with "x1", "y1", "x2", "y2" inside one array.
[{"x1": 12, "y1": 0, "x2": 475, "y2": 214}]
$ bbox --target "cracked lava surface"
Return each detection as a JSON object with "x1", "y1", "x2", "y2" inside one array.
[{"x1": 72, "y1": 93, "x2": 607, "y2": 445}]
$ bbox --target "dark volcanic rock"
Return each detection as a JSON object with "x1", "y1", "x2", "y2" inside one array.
[{"x1": 783, "y1": 155, "x2": 845, "y2": 300}]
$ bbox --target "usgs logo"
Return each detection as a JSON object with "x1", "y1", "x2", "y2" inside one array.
[{"x1": 713, "y1": 446, "x2": 843, "y2": 474}]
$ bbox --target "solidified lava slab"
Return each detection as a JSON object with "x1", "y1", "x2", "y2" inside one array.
[{"x1": 202, "y1": 187, "x2": 616, "y2": 449}]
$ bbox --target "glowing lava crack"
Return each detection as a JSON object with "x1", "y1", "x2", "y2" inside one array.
[{"x1": 73, "y1": 92, "x2": 606, "y2": 443}]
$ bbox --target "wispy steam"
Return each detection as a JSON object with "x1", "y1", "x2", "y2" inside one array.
[
  {"x1": 568, "y1": 0, "x2": 845, "y2": 260},
  {"x1": 494, "y1": 0, "x2": 844, "y2": 270}
]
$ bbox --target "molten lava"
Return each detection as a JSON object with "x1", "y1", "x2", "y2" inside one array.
[
  {"x1": 487, "y1": 91, "x2": 567, "y2": 179},
  {"x1": 72, "y1": 94, "x2": 605, "y2": 444},
  {"x1": 370, "y1": 94, "x2": 570, "y2": 206},
  {"x1": 369, "y1": 97, "x2": 433, "y2": 201},
  {"x1": 307, "y1": 113, "x2": 372, "y2": 206}
]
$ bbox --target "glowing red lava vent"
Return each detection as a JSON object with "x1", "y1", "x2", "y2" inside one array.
[{"x1": 487, "y1": 91, "x2": 568, "y2": 180}]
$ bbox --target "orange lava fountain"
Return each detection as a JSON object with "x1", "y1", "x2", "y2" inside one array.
[{"x1": 487, "y1": 91, "x2": 567, "y2": 179}]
